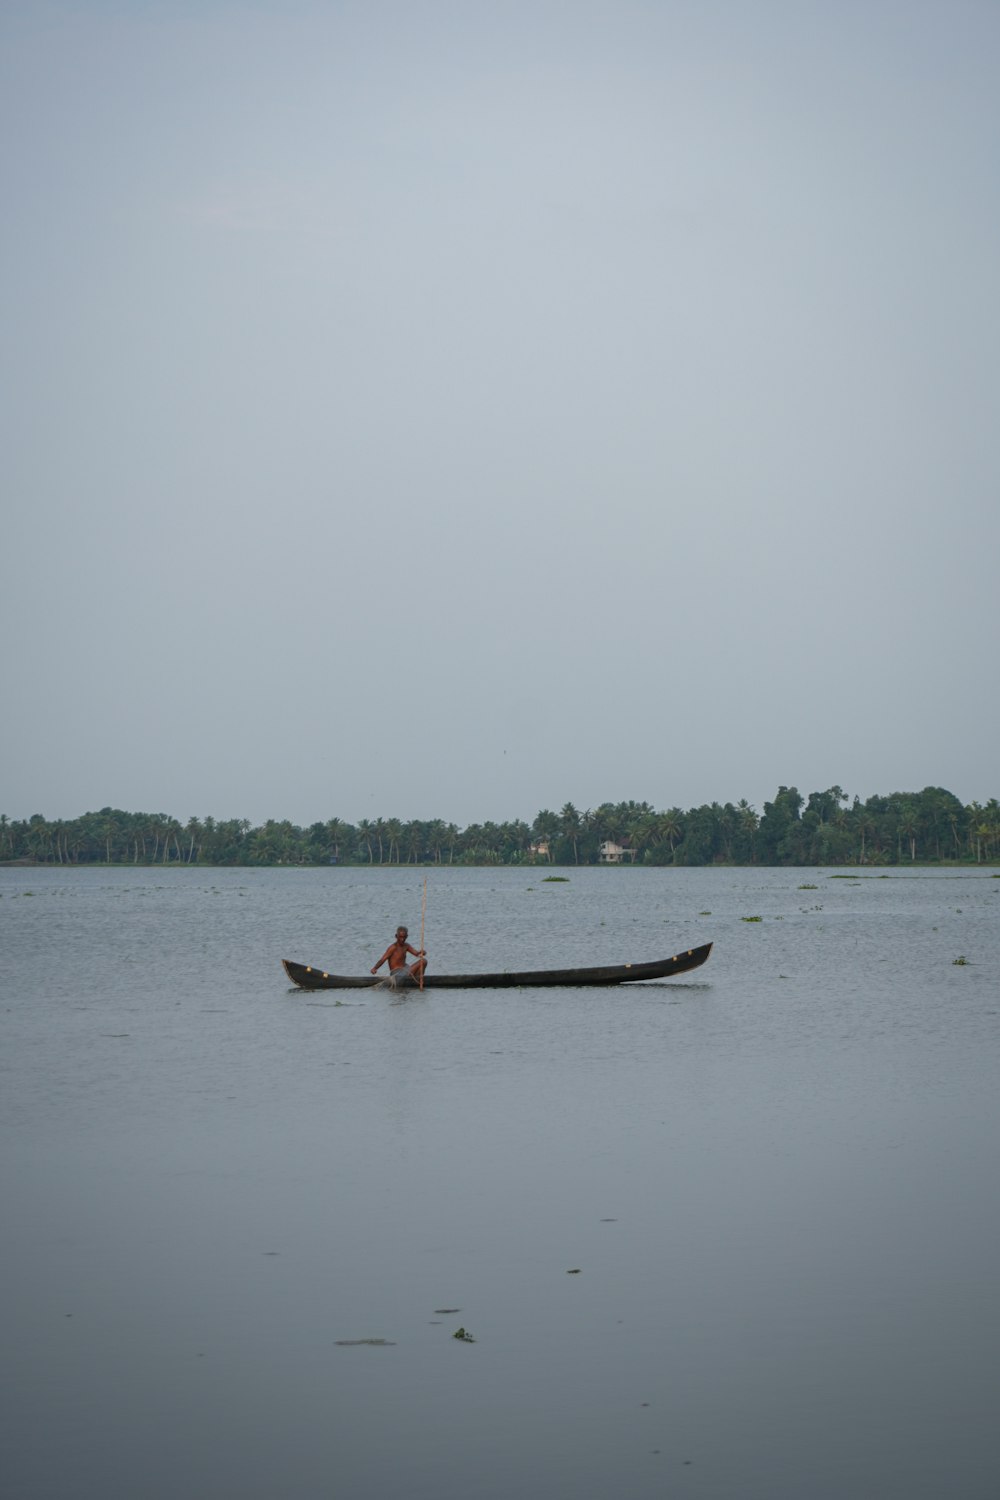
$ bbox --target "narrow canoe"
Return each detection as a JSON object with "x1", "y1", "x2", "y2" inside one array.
[{"x1": 282, "y1": 943, "x2": 712, "y2": 991}]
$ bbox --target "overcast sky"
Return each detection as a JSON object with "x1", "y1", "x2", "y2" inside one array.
[{"x1": 3, "y1": 0, "x2": 997, "y2": 828}]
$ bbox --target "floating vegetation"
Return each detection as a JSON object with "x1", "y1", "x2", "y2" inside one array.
[
  {"x1": 566, "y1": 1268, "x2": 582, "y2": 1274},
  {"x1": 335, "y1": 1338, "x2": 396, "y2": 1346},
  {"x1": 741, "y1": 915, "x2": 763, "y2": 922},
  {"x1": 434, "y1": 1308, "x2": 461, "y2": 1315},
  {"x1": 452, "y1": 1327, "x2": 476, "y2": 1342},
  {"x1": 542, "y1": 876, "x2": 569, "y2": 882},
  {"x1": 699, "y1": 910, "x2": 711, "y2": 916},
  {"x1": 798, "y1": 884, "x2": 818, "y2": 890},
  {"x1": 952, "y1": 956, "x2": 970, "y2": 966}
]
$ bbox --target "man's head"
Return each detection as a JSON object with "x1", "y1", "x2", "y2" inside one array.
[{"x1": 396, "y1": 926, "x2": 408, "y2": 940}]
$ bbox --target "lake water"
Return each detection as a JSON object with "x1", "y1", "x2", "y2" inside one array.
[{"x1": 2, "y1": 864, "x2": 999, "y2": 1499}]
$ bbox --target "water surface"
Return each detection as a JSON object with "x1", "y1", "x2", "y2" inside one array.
[{"x1": 2, "y1": 865, "x2": 998, "y2": 1497}]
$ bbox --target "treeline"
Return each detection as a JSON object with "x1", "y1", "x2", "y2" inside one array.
[{"x1": 2, "y1": 786, "x2": 998, "y2": 867}]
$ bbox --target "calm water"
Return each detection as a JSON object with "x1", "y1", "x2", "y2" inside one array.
[{"x1": 2, "y1": 864, "x2": 999, "y2": 1499}]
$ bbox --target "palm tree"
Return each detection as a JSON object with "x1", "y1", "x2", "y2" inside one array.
[
  {"x1": 591, "y1": 803, "x2": 623, "y2": 846},
  {"x1": 404, "y1": 821, "x2": 425, "y2": 863},
  {"x1": 658, "y1": 808, "x2": 682, "y2": 856},
  {"x1": 384, "y1": 818, "x2": 403, "y2": 864},
  {"x1": 560, "y1": 803, "x2": 581, "y2": 864},
  {"x1": 897, "y1": 805, "x2": 918, "y2": 862},
  {"x1": 49, "y1": 819, "x2": 66, "y2": 863},
  {"x1": 639, "y1": 813, "x2": 663, "y2": 863},
  {"x1": 974, "y1": 818, "x2": 992, "y2": 863},
  {"x1": 424, "y1": 819, "x2": 446, "y2": 864},
  {"x1": 736, "y1": 801, "x2": 757, "y2": 861},
  {"x1": 985, "y1": 800, "x2": 1000, "y2": 862},
  {"x1": 531, "y1": 810, "x2": 559, "y2": 863},
  {"x1": 506, "y1": 819, "x2": 533, "y2": 862},
  {"x1": 249, "y1": 822, "x2": 282, "y2": 864},
  {"x1": 200, "y1": 815, "x2": 217, "y2": 862},
  {"x1": 185, "y1": 817, "x2": 202, "y2": 864},
  {"x1": 101, "y1": 811, "x2": 121, "y2": 864},
  {"x1": 966, "y1": 803, "x2": 983, "y2": 860},
  {"x1": 145, "y1": 814, "x2": 161, "y2": 863}
]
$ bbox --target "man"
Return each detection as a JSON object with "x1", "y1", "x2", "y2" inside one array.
[{"x1": 371, "y1": 926, "x2": 427, "y2": 984}]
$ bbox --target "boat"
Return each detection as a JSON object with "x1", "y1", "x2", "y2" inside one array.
[{"x1": 281, "y1": 943, "x2": 712, "y2": 991}]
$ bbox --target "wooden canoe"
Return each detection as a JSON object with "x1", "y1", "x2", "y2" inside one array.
[{"x1": 282, "y1": 943, "x2": 712, "y2": 991}]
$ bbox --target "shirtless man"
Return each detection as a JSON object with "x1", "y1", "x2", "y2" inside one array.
[{"x1": 371, "y1": 926, "x2": 427, "y2": 982}]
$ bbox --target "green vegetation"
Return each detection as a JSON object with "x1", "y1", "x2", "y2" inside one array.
[{"x1": 1, "y1": 786, "x2": 998, "y2": 868}]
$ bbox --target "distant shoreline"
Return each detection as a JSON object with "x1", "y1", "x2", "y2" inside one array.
[
  {"x1": 3, "y1": 788, "x2": 996, "y2": 868},
  {"x1": 3, "y1": 858, "x2": 997, "y2": 873}
]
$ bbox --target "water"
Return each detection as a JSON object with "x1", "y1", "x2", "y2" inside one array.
[{"x1": 2, "y1": 864, "x2": 999, "y2": 1499}]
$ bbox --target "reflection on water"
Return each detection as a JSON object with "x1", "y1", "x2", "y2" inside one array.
[{"x1": 2, "y1": 866, "x2": 999, "y2": 1498}]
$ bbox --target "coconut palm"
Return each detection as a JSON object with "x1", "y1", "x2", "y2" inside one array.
[
  {"x1": 657, "y1": 808, "x2": 683, "y2": 855},
  {"x1": 404, "y1": 821, "x2": 425, "y2": 863},
  {"x1": 966, "y1": 803, "x2": 983, "y2": 860},
  {"x1": 185, "y1": 817, "x2": 202, "y2": 864},
  {"x1": 531, "y1": 810, "x2": 559, "y2": 862},
  {"x1": 855, "y1": 809, "x2": 875, "y2": 865},
  {"x1": 897, "y1": 805, "x2": 918, "y2": 862},
  {"x1": 559, "y1": 803, "x2": 582, "y2": 864},
  {"x1": 384, "y1": 818, "x2": 403, "y2": 864}
]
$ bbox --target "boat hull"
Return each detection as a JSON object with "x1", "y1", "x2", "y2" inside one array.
[{"x1": 282, "y1": 943, "x2": 712, "y2": 991}]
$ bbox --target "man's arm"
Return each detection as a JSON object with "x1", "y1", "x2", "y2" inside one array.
[{"x1": 371, "y1": 946, "x2": 392, "y2": 974}]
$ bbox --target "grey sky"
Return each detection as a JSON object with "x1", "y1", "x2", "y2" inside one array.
[{"x1": 3, "y1": 0, "x2": 998, "y2": 827}]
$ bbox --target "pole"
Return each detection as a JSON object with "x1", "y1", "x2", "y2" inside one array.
[{"x1": 419, "y1": 875, "x2": 427, "y2": 991}]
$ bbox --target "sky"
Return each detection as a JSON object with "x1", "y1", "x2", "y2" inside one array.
[{"x1": 2, "y1": 0, "x2": 998, "y2": 828}]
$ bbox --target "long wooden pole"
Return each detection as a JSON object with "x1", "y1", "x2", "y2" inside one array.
[{"x1": 419, "y1": 875, "x2": 427, "y2": 991}]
